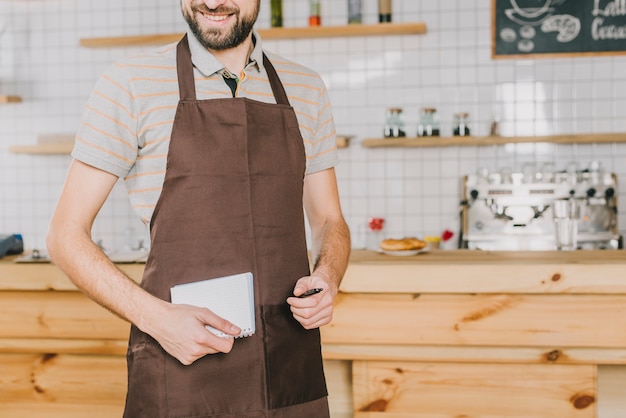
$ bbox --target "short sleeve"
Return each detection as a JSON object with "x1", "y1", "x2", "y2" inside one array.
[
  {"x1": 72, "y1": 62, "x2": 139, "y2": 178},
  {"x1": 306, "y1": 84, "x2": 339, "y2": 175}
]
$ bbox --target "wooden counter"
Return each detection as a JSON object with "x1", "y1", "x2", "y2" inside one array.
[{"x1": 1, "y1": 250, "x2": 625, "y2": 417}]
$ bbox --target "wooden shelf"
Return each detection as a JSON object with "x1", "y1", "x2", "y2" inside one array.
[
  {"x1": 11, "y1": 133, "x2": 624, "y2": 155},
  {"x1": 0, "y1": 95, "x2": 22, "y2": 103},
  {"x1": 262, "y1": 22, "x2": 427, "y2": 40},
  {"x1": 9, "y1": 136, "x2": 348, "y2": 155},
  {"x1": 9, "y1": 142, "x2": 73, "y2": 155},
  {"x1": 79, "y1": 22, "x2": 427, "y2": 48},
  {"x1": 362, "y1": 133, "x2": 626, "y2": 148}
]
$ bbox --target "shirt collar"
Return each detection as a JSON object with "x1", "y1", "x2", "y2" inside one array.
[{"x1": 185, "y1": 27, "x2": 264, "y2": 77}]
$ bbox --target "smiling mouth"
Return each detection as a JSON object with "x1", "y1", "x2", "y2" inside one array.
[
  {"x1": 200, "y1": 12, "x2": 233, "y2": 22},
  {"x1": 196, "y1": 4, "x2": 238, "y2": 23}
]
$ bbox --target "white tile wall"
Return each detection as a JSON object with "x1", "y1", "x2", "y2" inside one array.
[{"x1": 1, "y1": 0, "x2": 625, "y2": 252}]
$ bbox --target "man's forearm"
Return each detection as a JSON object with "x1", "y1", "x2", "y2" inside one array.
[
  {"x1": 311, "y1": 218, "x2": 351, "y2": 293},
  {"x1": 47, "y1": 226, "x2": 162, "y2": 332}
]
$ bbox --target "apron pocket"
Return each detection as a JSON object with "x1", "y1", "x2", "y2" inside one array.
[
  {"x1": 264, "y1": 303, "x2": 328, "y2": 410},
  {"x1": 164, "y1": 334, "x2": 265, "y2": 417}
]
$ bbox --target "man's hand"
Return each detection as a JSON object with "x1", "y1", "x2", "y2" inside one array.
[
  {"x1": 286, "y1": 274, "x2": 337, "y2": 329},
  {"x1": 148, "y1": 302, "x2": 241, "y2": 365},
  {"x1": 298, "y1": 168, "x2": 350, "y2": 329}
]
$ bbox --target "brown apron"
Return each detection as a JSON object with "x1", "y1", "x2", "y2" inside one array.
[{"x1": 123, "y1": 35, "x2": 329, "y2": 418}]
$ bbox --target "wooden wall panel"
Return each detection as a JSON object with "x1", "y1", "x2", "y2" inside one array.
[
  {"x1": 0, "y1": 338, "x2": 128, "y2": 355},
  {"x1": 0, "y1": 354, "x2": 126, "y2": 404},
  {"x1": 0, "y1": 291, "x2": 130, "y2": 340},
  {"x1": 323, "y1": 294, "x2": 626, "y2": 350},
  {"x1": 342, "y1": 261, "x2": 626, "y2": 295},
  {"x1": 353, "y1": 361, "x2": 596, "y2": 418}
]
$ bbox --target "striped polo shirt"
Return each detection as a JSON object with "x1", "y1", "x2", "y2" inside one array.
[{"x1": 72, "y1": 28, "x2": 339, "y2": 225}]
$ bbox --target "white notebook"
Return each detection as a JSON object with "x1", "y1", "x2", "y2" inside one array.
[{"x1": 170, "y1": 272, "x2": 255, "y2": 338}]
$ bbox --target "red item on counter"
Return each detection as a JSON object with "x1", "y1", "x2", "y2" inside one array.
[
  {"x1": 368, "y1": 217, "x2": 385, "y2": 231},
  {"x1": 441, "y1": 229, "x2": 454, "y2": 241}
]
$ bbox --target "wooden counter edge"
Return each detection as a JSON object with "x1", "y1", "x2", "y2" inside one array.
[{"x1": 3, "y1": 250, "x2": 626, "y2": 293}]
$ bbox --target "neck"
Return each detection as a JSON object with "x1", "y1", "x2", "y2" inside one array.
[{"x1": 210, "y1": 35, "x2": 254, "y2": 77}]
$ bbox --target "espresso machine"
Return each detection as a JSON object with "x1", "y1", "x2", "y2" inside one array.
[{"x1": 460, "y1": 163, "x2": 621, "y2": 250}]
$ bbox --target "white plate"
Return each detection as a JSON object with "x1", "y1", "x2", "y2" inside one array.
[{"x1": 380, "y1": 249, "x2": 428, "y2": 256}]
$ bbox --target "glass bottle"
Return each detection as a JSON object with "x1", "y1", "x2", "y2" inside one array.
[
  {"x1": 378, "y1": 0, "x2": 392, "y2": 23},
  {"x1": 453, "y1": 112, "x2": 471, "y2": 136},
  {"x1": 383, "y1": 107, "x2": 406, "y2": 138},
  {"x1": 309, "y1": 0, "x2": 321, "y2": 26},
  {"x1": 270, "y1": 0, "x2": 283, "y2": 28},
  {"x1": 348, "y1": 0, "x2": 362, "y2": 24},
  {"x1": 417, "y1": 108, "x2": 440, "y2": 137}
]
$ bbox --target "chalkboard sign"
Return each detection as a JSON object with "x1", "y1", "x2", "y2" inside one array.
[{"x1": 492, "y1": 0, "x2": 626, "y2": 58}]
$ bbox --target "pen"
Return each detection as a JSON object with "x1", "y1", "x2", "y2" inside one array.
[{"x1": 298, "y1": 287, "x2": 324, "y2": 298}]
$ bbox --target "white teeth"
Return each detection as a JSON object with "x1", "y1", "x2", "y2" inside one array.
[{"x1": 203, "y1": 13, "x2": 229, "y2": 22}]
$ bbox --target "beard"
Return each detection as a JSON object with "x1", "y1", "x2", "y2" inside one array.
[{"x1": 182, "y1": 1, "x2": 260, "y2": 51}]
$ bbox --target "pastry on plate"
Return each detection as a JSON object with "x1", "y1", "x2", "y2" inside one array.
[{"x1": 380, "y1": 237, "x2": 427, "y2": 251}]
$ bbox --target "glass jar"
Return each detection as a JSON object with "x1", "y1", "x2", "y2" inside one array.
[
  {"x1": 348, "y1": 0, "x2": 362, "y2": 24},
  {"x1": 270, "y1": 0, "x2": 283, "y2": 27},
  {"x1": 424, "y1": 235, "x2": 441, "y2": 250},
  {"x1": 367, "y1": 217, "x2": 385, "y2": 251},
  {"x1": 453, "y1": 112, "x2": 471, "y2": 136},
  {"x1": 383, "y1": 107, "x2": 406, "y2": 138},
  {"x1": 417, "y1": 107, "x2": 439, "y2": 137}
]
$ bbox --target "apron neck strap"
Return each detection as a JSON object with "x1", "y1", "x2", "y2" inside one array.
[
  {"x1": 176, "y1": 34, "x2": 196, "y2": 100},
  {"x1": 176, "y1": 34, "x2": 290, "y2": 106},
  {"x1": 262, "y1": 54, "x2": 289, "y2": 106}
]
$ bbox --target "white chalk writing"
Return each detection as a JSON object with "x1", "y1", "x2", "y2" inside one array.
[
  {"x1": 592, "y1": 17, "x2": 626, "y2": 39},
  {"x1": 592, "y1": 0, "x2": 626, "y2": 17}
]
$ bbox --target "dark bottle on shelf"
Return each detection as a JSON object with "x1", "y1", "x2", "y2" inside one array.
[
  {"x1": 271, "y1": 0, "x2": 283, "y2": 27},
  {"x1": 378, "y1": 0, "x2": 392, "y2": 23}
]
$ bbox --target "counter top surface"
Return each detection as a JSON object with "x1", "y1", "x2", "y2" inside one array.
[
  {"x1": 343, "y1": 249, "x2": 626, "y2": 294},
  {"x1": 2, "y1": 249, "x2": 625, "y2": 293},
  {"x1": 350, "y1": 249, "x2": 626, "y2": 264},
  {"x1": 3, "y1": 249, "x2": 625, "y2": 266}
]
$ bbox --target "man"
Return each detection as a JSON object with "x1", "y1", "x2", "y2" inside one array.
[{"x1": 46, "y1": 0, "x2": 351, "y2": 416}]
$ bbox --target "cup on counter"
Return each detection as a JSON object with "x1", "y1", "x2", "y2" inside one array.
[
  {"x1": 367, "y1": 217, "x2": 385, "y2": 251},
  {"x1": 424, "y1": 236, "x2": 441, "y2": 250},
  {"x1": 552, "y1": 198, "x2": 580, "y2": 251}
]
